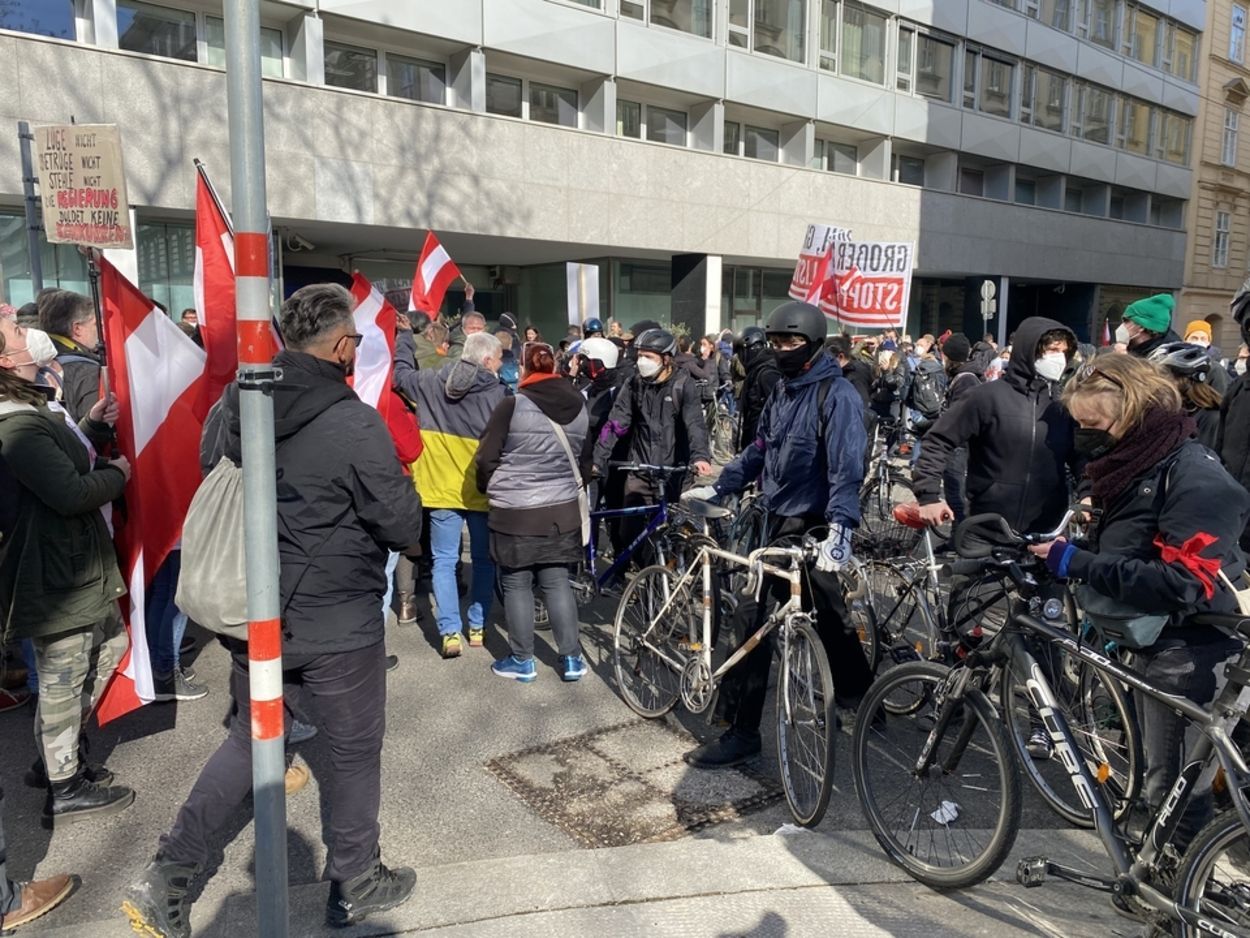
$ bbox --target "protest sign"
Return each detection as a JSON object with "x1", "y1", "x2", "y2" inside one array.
[
  {"x1": 34, "y1": 123, "x2": 133, "y2": 248},
  {"x1": 788, "y1": 223, "x2": 914, "y2": 329}
]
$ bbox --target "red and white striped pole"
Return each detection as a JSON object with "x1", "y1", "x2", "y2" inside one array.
[{"x1": 224, "y1": 1, "x2": 288, "y2": 934}]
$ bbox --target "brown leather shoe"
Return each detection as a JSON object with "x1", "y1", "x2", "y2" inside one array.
[
  {"x1": 284, "y1": 763, "x2": 309, "y2": 795},
  {"x1": 2, "y1": 873, "x2": 74, "y2": 930}
]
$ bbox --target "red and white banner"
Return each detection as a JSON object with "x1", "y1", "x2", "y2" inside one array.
[
  {"x1": 348, "y1": 272, "x2": 397, "y2": 418},
  {"x1": 788, "y1": 223, "x2": 915, "y2": 330},
  {"x1": 193, "y1": 170, "x2": 236, "y2": 413},
  {"x1": 410, "y1": 231, "x2": 461, "y2": 314},
  {"x1": 97, "y1": 261, "x2": 207, "y2": 722}
]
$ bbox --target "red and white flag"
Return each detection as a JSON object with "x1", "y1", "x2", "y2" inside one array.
[
  {"x1": 1101, "y1": 318, "x2": 1112, "y2": 347},
  {"x1": 193, "y1": 170, "x2": 237, "y2": 413},
  {"x1": 96, "y1": 261, "x2": 208, "y2": 722},
  {"x1": 803, "y1": 246, "x2": 834, "y2": 307},
  {"x1": 409, "y1": 231, "x2": 460, "y2": 314},
  {"x1": 348, "y1": 272, "x2": 396, "y2": 418}
]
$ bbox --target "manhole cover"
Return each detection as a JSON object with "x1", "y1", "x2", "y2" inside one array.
[{"x1": 486, "y1": 719, "x2": 783, "y2": 848}]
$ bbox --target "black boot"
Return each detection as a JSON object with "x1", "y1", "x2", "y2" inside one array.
[
  {"x1": 682, "y1": 729, "x2": 762, "y2": 769},
  {"x1": 121, "y1": 854, "x2": 200, "y2": 938},
  {"x1": 44, "y1": 772, "x2": 134, "y2": 825},
  {"x1": 325, "y1": 857, "x2": 416, "y2": 928}
]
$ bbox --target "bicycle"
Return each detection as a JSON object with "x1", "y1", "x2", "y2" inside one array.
[
  {"x1": 699, "y1": 381, "x2": 739, "y2": 465},
  {"x1": 851, "y1": 511, "x2": 1250, "y2": 938},
  {"x1": 612, "y1": 499, "x2": 835, "y2": 826},
  {"x1": 854, "y1": 420, "x2": 921, "y2": 559}
]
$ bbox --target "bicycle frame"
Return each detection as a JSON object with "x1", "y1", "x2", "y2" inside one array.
[{"x1": 587, "y1": 499, "x2": 671, "y2": 588}]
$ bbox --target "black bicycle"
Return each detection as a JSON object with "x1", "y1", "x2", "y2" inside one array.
[{"x1": 852, "y1": 512, "x2": 1250, "y2": 938}]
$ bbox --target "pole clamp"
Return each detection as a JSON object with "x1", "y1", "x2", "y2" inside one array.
[{"x1": 237, "y1": 366, "x2": 283, "y2": 393}]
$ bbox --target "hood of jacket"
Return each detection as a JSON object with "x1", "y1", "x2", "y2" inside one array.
[
  {"x1": 1004, "y1": 317, "x2": 1076, "y2": 392},
  {"x1": 442, "y1": 358, "x2": 500, "y2": 401},
  {"x1": 520, "y1": 375, "x2": 585, "y2": 423}
]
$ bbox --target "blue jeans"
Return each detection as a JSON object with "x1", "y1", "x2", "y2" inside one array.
[
  {"x1": 146, "y1": 550, "x2": 189, "y2": 675},
  {"x1": 429, "y1": 509, "x2": 493, "y2": 636},
  {"x1": 381, "y1": 551, "x2": 399, "y2": 622}
]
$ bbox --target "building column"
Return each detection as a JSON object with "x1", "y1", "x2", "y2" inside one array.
[
  {"x1": 858, "y1": 138, "x2": 890, "y2": 180},
  {"x1": 780, "y1": 119, "x2": 813, "y2": 167},
  {"x1": 690, "y1": 100, "x2": 723, "y2": 152},
  {"x1": 583, "y1": 77, "x2": 615, "y2": 134},
  {"x1": 86, "y1": 0, "x2": 117, "y2": 48},
  {"x1": 450, "y1": 47, "x2": 486, "y2": 113},
  {"x1": 287, "y1": 12, "x2": 324, "y2": 84},
  {"x1": 671, "y1": 253, "x2": 722, "y2": 336}
]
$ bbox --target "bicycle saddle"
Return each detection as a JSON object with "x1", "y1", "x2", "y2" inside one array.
[
  {"x1": 892, "y1": 502, "x2": 926, "y2": 531},
  {"x1": 684, "y1": 498, "x2": 732, "y2": 520}
]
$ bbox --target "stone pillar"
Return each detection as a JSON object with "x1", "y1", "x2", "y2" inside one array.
[
  {"x1": 287, "y1": 12, "x2": 324, "y2": 84},
  {"x1": 450, "y1": 47, "x2": 486, "y2": 113},
  {"x1": 690, "y1": 100, "x2": 723, "y2": 152},
  {"x1": 582, "y1": 76, "x2": 615, "y2": 134}
]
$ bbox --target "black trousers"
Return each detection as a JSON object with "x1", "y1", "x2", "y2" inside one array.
[
  {"x1": 722, "y1": 518, "x2": 874, "y2": 735},
  {"x1": 0, "y1": 788, "x2": 16, "y2": 918},
  {"x1": 160, "y1": 640, "x2": 387, "y2": 883}
]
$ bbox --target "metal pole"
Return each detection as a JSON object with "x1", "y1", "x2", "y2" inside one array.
[
  {"x1": 996, "y1": 276, "x2": 1010, "y2": 349},
  {"x1": 18, "y1": 121, "x2": 44, "y2": 294},
  {"x1": 223, "y1": 2, "x2": 288, "y2": 936}
]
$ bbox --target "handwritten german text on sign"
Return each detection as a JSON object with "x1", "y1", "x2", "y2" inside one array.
[
  {"x1": 34, "y1": 124, "x2": 133, "y2": 249},
  {"x1": 788, "y1": 223, "x2": 913, "y2": 329}
]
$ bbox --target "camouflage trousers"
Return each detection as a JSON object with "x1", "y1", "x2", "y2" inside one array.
[{"x1": 31, "y1": 612, "x2": 128, "y2": 783}]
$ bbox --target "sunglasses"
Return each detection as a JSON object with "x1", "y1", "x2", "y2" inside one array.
[
  {"x1": 1074, "y1": 359, "x2": 1124, "y2": 390},
  {"x1": 338, "y1": 333, "x2": 364, "y2": 349}
]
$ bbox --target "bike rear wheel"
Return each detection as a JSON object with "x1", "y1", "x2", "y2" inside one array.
[
  {"x1": 1172, "y1": 811, "x2": 1250, "y2": 938},
  {"x1": 612, "y1": 565, "x2": 693, "y2": 718},
  {"x1": 776, "y1": 618, "x2": 836, "y2": 827},
  {"x1": 852, "y1": 661, "x2": 1022, "y2": 889},
  {"x1": 855, "y1": 471, "x2": 920, "y2": 559}
]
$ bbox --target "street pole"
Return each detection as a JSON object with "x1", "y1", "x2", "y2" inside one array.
[
  {"x1": 17, "y1": 121, "x2": 43, "y2": 294},
  {"x1": 223, "y1": 2, "x2": 288, "y2": 936}
]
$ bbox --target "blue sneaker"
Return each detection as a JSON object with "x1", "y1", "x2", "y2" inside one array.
[
  {"x1": 492, "y1": 655, "x2": 537, "y2": 683},
  {"x1": 560, "y1": 655, "x2": 588, "y2": 682}
]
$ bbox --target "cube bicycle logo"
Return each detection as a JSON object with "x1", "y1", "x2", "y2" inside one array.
[{"x1": 1025, "y1": 664, "x2": 1100, "y2": 818}]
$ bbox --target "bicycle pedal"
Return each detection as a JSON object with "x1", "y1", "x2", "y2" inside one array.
[{"x1": 1016, "y1": 856, "x2": 1051, "y2": 888}]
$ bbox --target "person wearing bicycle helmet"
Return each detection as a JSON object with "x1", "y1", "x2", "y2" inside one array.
[
  {"x1": 1149, "y1": 342, "x2": 1223, "y2": 449},
  {"x1": 683, "y1": 301, "x2": 872, "y2": 768},
  {"x1": 592, "y1": 327, "x2": 712, "y2": 556},
  {"x1": 734, "y1": 325, "x2": 781, "y2": 450},
  {"x1": 1028, "y1": 355, "x2": 1249, "y2": 878}
]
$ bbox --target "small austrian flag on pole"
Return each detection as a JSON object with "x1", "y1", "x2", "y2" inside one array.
[{"x1": 409, "y1": 231, "x2": 461, "y2": 314}]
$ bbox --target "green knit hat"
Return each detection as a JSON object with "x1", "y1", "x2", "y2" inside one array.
[{"x1": 1124, "y1": 293, "x2": 1174, "y2": 334}]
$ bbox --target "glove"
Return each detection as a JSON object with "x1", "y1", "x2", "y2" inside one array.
[
  {"x1": 683, "y1": 485, "x2": 719, "y2": 503},
  {"x1": 816, "y1": 523, "x2": 853, "y2": 573}
]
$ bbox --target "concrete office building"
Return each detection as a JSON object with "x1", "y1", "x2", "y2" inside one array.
[{"x1": 0, "y1": 0, "x2": 1204, "y2": 341}]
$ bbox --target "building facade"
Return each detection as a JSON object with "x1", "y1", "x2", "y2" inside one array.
[
  {"x1": 1179, "y1": 0, "x2": 1249, "y2": 353},
  {"x1": 0, "y1": 0, "x2": 1205, "y2": 341}
]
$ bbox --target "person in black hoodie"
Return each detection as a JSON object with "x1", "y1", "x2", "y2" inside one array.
[
  {"x1": 126, "y1": 284, "x2": 424, "y2": 938},
  {"x1": 915, "y1": 316, "x2": 1080, "y2": 534},
  {"x1": 935, "y1": 333, "x2": 983, "y2": 526},
  {"x1": 735, "y1": 326, "x2": 782, "y2": 449},
  {"x1": 1220, "y1": 280, "x2": 1250, "y2": 550}
]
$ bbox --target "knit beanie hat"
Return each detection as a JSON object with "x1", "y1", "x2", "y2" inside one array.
[
  {"x1": 1124, "y1": 293, "x2": 1174, "y2": 334},
  {"x1": 1183, "y1": 319, "x2": 1211, "y2": 341},
  {"x1": 942, "y1": 333, "x2": 971, "y2": 364}
]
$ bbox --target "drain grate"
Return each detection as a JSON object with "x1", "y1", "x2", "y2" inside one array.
[{"x1": 486, "y1": 719, "x2": 783, "y2": 848}]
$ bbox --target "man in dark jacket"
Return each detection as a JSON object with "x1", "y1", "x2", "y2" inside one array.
[
  {"x1": 126, "y1": 284, "x2": 423, "y2": 938},
  {"x1": 1119, "y1": 293, "x2": 1182, "y2": 361},
  {"x1": 936, "y1": 333, "x2": 983, "y2": 526},
  {"x1": 735, "y1": 326, "x2": 782, "y2": 450},
  {"x1": 38, "y1": 289, "x2": 102, "y2": 422},
  {"x1": 916, "y1": 317, "x2": 1080, "y2": 535},
  {"x1": 684, "y1": 301, "x2": 872, "y2": 767},
  {"x1": 1220, "y1": 281, "x2": 1250, "y2": 550},
  {"x1": 827, "y1": 334, "x2": 872, "y2": 407}
]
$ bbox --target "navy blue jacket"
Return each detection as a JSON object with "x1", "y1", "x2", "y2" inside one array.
[{"x1": 714, "y1": 351, "x2": 865, "y2": 527}]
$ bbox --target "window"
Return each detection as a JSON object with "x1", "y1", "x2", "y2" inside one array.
[
  {"x1": 818, "y1": 0, "x2": 836, "y2": 70},
  {"x1": 530, "y1": 82, "x2": 578, "y2": 127},
  {"x1": 0, "y1": 1, "x2": 75, "y2": 39},
  {"x1": 744, "y1": 125, "x2": 779, "y2": 161},
  {"x1": 643, "y1": 0, "x2": 712, "y2": 38},
  {"x1": 1157, "y1": 111, "x2": 1189, "y2": 164},
  {"x1": 1032, "y1": 0, "x2": 1071, "y2": 32},
  {"x1": 724, "y1": 120, "x2": 741, "y2": 154},
  {"x1": 485, "y1": 74, "x2": 523, "y2": 117},
  {"x1": 1064, "y1": 184, "x2": 1084, "y2": 213},
  {"x1": 647, "y1": 106, "x2": 687, "y2": 146},
  {"x1": 914, "y1": 33, "x2": 955, "y2": 102},
  {"x1": 1125, "y1": 5, "x2": 1160, "y2": 67},
  {"x1": 895, "y1": 26, "x2": 912, "y2": 93},
  {"x1": 894, "y1": 154, "x2": 925, "y2": 186},
  {"x1": 206, "y1": 18, "x2": 284, "y2": 78},
  {"x1": 617, "y1": 100, "x2": 642, "y2": 138},
  {"x1": 1022, "y1": 64, "x2": 1067, "y2": 131},
  {"x1": 959, "y1": 168, "x2": 984, "y2": 196},
  {"x1": 1118, "y1": 97, "x2": 1152, "y2": 155},
  {"x1": 621, "y1": 0, "x2": 644, "y2": 20},
  {"x1": 1076, "y1": 82, "x2": 1113, "y2": 144},
  {"x1": 731, "y1": 0, "x2": 806, "y2": 63},
  {"x1": 137, "y1": 222, "x2": 196, "y2": 315},
  {"x1": 965, "y1": 48, "x2": 1015, "y2": 118},
  {"x1": 387, "y1": 55, "x2": 445, "y2": 105},
  {"x1": 1214, "y1": 210, "x2": 1231, "y2": 268},
  {"x1": 324, "y1": 42, "x2": 377, "y2": 92},
  {"x1": 1078, "y1": 0, "x2": 1117, "y2": 50},
  {"x1": 1015, "y1": 178, "x2": 1037, "y2": 205},
  {"x1": 1166, "y1": 24, "x2": 1196, "y2": 82},
  {"x1": 117, "y1": 1, "x2": 196, "y2": 61},
  {"x1": 566, "y1": 0, "x2": 600, "y2": 6},
  {"x1": 826, "y1": 141, "x2": 857, "y2": 174},
  {"x1": 1224, "y1": 109, "x2": 1241, "y2": 168},
  {"x1": 841, "y1": 2, "x2": 887, "y2": 84},
  {"x1": 1233, "y1": 4, "x2": 1247, "y2": 64}
]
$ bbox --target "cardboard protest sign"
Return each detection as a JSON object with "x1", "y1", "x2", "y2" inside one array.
[
  {"x1": 34, "y1": 123, "x2": 133, "y2": 249},
  {"x1": 788, "y1": 223, "x2": 914, "y2": 330}
]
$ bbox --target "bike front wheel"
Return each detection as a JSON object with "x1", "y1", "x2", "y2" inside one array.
[
  {"x1": 612, "y1": 565, "x2": 693, "y2": 718},
  {"x1": 776, "y1": 618, "x2": 836, "y2": 827},
  {"x1": 1171, "y1": 811, "x2": 1250, "y2": 938},
  {"x1": 852, "y1": 661, "x2": 1022, "y2": 889}
]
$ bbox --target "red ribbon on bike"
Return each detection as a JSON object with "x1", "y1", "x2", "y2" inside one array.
[{"x1": 1153, "y1": 531, "x2": 1221, "y2": 600}]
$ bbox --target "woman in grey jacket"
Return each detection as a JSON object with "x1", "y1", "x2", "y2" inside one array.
[{"x1": 476, "y1": 342, "x2": 593, "y2": 683}]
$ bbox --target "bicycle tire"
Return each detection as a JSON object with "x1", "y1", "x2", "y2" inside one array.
[
  {"x1": 776, "y1": 618, "x2": 836, "y2": 827},
  {"x1": 1171, "y1": 811, "x2": 1250, "y2": 938},
  {"x1": 853, "y1": 661, "x2": 1022, "y2": 890},
  {"x1": 612, "y1": 565, "x2": 691, "y2": 718},
  {"x1": 1000, "y1": 646, "x2": 1141, "y2": 828}
]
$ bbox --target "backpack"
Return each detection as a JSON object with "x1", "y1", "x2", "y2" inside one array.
[
  {"x1": 499, "y1": 357, "x2": 519, "y2": 392},
  {"x1": 907, "y1": 359, "x2": 947, "y2": 420},
  {"x1": 176, "y1": 457, "x2": 248, "y2": 639}
]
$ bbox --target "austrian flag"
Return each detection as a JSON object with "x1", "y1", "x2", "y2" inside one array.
[
  {"x1": 348, "y1": 272, "x2": 397, "y2": 418},
  {"x1": 410, "y1": 231, "x2": 460, "y2": 314}
]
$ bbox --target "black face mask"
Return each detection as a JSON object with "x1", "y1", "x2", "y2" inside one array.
[
  {"x1": 776, "y1": 343, "x2": 812, "y2": 379},
  {"x1": 1074, "y1": 427, "x2": 1117, "y2": 460}
]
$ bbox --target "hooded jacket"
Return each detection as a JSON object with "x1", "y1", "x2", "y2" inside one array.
[
  {"x1": 48, "y1": 334, "x2": 103, "y2": 422},
  {"x1": 716, "y1": 350, "x2": 866, "y2": 526},
  {"x1": 1219, "y1": 371, "x2": 1250, "y2": 550},
  {"x1": 593, "y1": 365, "x2": 710, "y2": 474},
  {"x1": 736, "y1": 346, "x2": 783, "y2": 450},
  {"x1": 201, "y1": 350, "x2": 423, "y2": 655},
  {"x1": 394, "y1": 328, "x2": 505, "y2": 511},
  {"x1": 913, "y1": 317, "x2": 1080, "y2": 534}
]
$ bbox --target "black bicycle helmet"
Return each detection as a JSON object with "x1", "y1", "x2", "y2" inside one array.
[
  {"x1": 765, "y1": 300, "x2": 827, "y2": 344},
  {"x1": 583, "y1": 317, "x2": 604, "y2": 336},
  {"x1": 741, "y1": 325, "x2": 768, "y2": 350},
  {"x1": 1149, "y1": 341, "x2": 1213, "y2": 381},
  {"x1": 634, "y1": 327, "x2": 677, "y2": 356}
]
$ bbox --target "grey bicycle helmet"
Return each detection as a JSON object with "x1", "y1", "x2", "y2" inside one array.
[
  {"x1": 765, "y1": 300, "x2": 828, "y2": 344},
  {"x1": 1149, "y1": 341, "x2": 1213, "y2": 381},
  {"x1": 634, "y1": 328, "x2": 677, "y2": 356}
]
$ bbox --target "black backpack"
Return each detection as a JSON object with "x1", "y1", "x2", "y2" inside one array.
[{"x1": 907, "y1": 359, "x2": 948, "y2": 420}]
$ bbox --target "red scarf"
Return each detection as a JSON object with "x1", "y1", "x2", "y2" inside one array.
[{"x1": 1087, "y1": 409, "x2": 1196, "y2": 504}]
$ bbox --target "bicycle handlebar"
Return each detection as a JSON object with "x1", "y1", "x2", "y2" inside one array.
[
  {"x1": 608, "y1": 461, "x2": 689, "y2": 476},
  {"x1": 953, "y1": 508, "x2": 1078, "y2": 560}
]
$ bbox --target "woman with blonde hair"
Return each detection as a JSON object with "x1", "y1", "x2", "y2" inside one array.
[{"x1": 1028, "y1": 354, "x2": 1249, "y2": 911}]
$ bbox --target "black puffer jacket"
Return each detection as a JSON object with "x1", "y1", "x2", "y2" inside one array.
[
  {"x1": 593, "y1": 367, "x2": 710, "y2": 472},
  {"x1": 204, "y1": 351, "x2": 423, "y2": 654},
  {"x1": 914, "y1": 317, "x2": 1080, "y2": 533},
  {"x1": 1218, "y1": 372, "x2": 1250, "y2": 550},
  {"x1": 736, "y1": 347, "x2": 782, "y2": 449}
]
